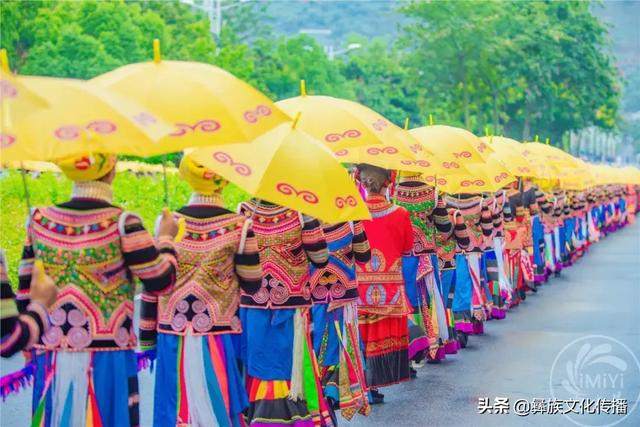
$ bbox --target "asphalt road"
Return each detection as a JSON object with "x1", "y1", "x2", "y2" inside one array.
[{"x1": 2, "y1": 220, "x2": 639, "y2": 426}]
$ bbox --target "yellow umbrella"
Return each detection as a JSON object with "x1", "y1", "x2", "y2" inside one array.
[
  {"x1": 1, "y1": 75, "x2": 172, "y2": 162},
  {"x1": 521, "y1": 142, "x2": 582, "y2": 170},
  {"x1": 437, "y1": 157, "x2": 516, "y2": 194},
  {"x1": 188, "y1": 115, "x2": 370, "y2": 223},
  {"x1": 276, "y1": 81, "x2": 411, "y2": 151},
  {"x1": 410, "y1": 125, "x2": 494, "y2": 173},
  {"x1": 93, "y1": 40, "x2": 290, "y2": 152},
  {"x1": 481, "y1": 136, "x2": 537, "y2": 178}
]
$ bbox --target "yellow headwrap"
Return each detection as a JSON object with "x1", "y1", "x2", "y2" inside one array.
[
  {"x1": 56, "y1": 153, "x2": 117, "y2": 182},
  {"x1": 179, "y1": 156, "x2": 228, "y2": 195}
]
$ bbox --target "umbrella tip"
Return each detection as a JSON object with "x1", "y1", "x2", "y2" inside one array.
[
  {"x1": 292, "y1": 112, "x2": 302, "y2": 129},
  {"x1": 300, "y1": 80, "x2": 306, "y2": 97},
  {"x1": 545, "y1": 137, "x2": 550, "y2": 145},
  {"x1": 534, "y1": 134, "x2": 539, "y2": 142},
  {"x1": 404, "y1": 117, "x2": 409, "y2": 130},
  {"x1": 484, "y1": 126, "x2": 490, "y2": 137},
  {"x1": 428, "y1": 114, "x2": 433, "y2": 126},
  {"x1": 153, "y1": 39, "x2": 161, "y2": 64},
  {"x1": 0, "y1": 49, "x2": 9, "y2": 73}
]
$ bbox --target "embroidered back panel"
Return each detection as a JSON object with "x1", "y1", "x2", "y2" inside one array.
[
  {"x1": 29, "y1": 207, "x2": 135, "y2": 351},
  {"x1": 395, "y1": 181, "x2": 437, "y2": 255},
  {"x1": 158, "y1": 213, "x2": 246, "y2": 336},
  {"x1": 309, "y1": 222, "x2": 357, "y2": 304},
  {"x1": 445, "y1": 196, "x2": 484, "y2": 252},
  {"x1": 239, "y1": 202, "x2": 310, "y2": 308}
]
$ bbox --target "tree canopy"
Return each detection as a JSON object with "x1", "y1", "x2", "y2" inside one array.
[{"x1": 0, "y1": 0, "x2": 624, "y2": 153}]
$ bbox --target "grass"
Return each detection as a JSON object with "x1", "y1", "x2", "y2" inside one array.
[{"x1": 0, "y1": 170, "x2": 250, "y2": 285}]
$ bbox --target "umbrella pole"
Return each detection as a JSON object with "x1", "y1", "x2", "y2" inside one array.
[
  {"x1": 162, "y1": 154, "x2": 169, "y2": 207},
  {"x1": 19, "y1": 163, "x2": 32, "y2": 214}
]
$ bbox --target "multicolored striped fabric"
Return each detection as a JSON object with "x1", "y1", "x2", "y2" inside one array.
[{"x1": 1, "y1": 251, "x2": 48, "y2": 358}]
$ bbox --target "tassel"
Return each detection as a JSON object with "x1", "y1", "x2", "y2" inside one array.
[
  {"x1": 1, "y1": 362, "x2": 36, "y2": 401},
  {"x1": 288, "y1": 309, "x2": 305, "y2": 401},
  {"x1": 136, "y1": 349, "x2": 157, "y2": 373}
]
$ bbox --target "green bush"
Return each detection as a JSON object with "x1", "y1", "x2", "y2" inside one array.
[{"x1": 0, "y1": 170, "x2": 250, "y2": 285}]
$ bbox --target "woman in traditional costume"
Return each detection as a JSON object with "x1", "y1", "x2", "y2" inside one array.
[
  {"x1": 147, "y1": 157, "x2": 262, "y2": 427},
  {"x1": 437, "y1": 208, "x2": 471, "y2": 350},
  {"x1": 484, "y1": 191, "x2": 512, "y2": 319},
  {"x1": 355, "y1": 164, "x2": 413, "y2": 404},
  {"x1": 309, "y1": 220, "x2": 370, "y2": 421},
  {"x1": 395, "y1": 173, "x2": 452, "y2": 363},
  {"x1": 18, "y1": 153, "x2": 178, "y2": 427},
  {"x1": 238, "y1": 199, "x2": 330, "y2": 426}
]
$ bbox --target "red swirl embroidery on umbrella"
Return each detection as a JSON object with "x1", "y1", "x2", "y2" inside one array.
[
  {"x1": 325, "y1": 129, "x2": 361, "y2": 143},
  {"x1": 461, "y1": 179, "x2": 485, "y2": 187},
  {"x1": 517, "y1": 166, "x2": 531, "y2": 173},
  {"x1": 212, "y1": 151, "x2": 252, "y2": 176},
  {"x1": 54, "y1": 120, "x2": 117, "y2": 141},
  {"x1": 442, "y1": 161, "x2": 460, "y2": 169},
  {"x1": 400, "y1": 159, "x2": 431, "y2": 167},
  {"x1": 0, "y1": 80, "x2": 17, "y2": 99},
  {"x1": 476, "y1": 142, "x2": 488, "y2": 153},
  {"x1": 494, "y1": 172, "x2": 509, "y2": 183},
  {"x1": 453, "y1": 151, "x2": 472, "y2": 159},
  {"x1": 424, "y1": 176, "x2": 447, "y2": 186},
  {"x1": 244, "y1": 105, "x2": 272, "y2": 123},
  {"x1": 366, "y1": 146, "x2": 398, "y2": 155},
  {"x1": 170, "y1": 119, "x2": 221, "y2": 137},
  {"x1": 132, "y1": 112, "x2": 157, "y2": 127},
  {"x1": 0, "y1": 133, "x2": 16, "y2": 148},
  {"x1": 372, "y1": 119, "x2": 388, "y2": 131},
  {"x1": 522, "y1": 150, "x2": 531, "y2": 157},
  {"x1": 334, "y1": 149, "x2": 349, "y2": 157},
  {"x1": 276, "y1": 183, "x2": 319, "y2": 204},
  {"x1": 335, "y1": 195, "x2": 358, "y2": 208}
]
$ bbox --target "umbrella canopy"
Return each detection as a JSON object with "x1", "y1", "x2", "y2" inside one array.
[
  {"x1": 521, "y1": 142, "x2": 583, "y2": 170},
  {"x1": 188, "y1": 117, "x2": 370, "y2": 223},
  {"x1": 437, "y1": 157, "x2": 516, "y2": 194},
  {"x1": 481, "y1": 136, "x2": 538, "y2": 178},
  {"x1": 1, "y1": 75, "x2": 172, "y2": 162},
  {"x1": 92, "y1": 40, "x2": 290, "y2": 153},
  {"x1": 409, "y1": 125, "x2": 494, "y2": 173},
  {"x1": 277, "y1": 83, "x2": 407, "y2": 150}
]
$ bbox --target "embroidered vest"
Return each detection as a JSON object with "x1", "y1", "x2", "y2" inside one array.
[
  {"x1": 395, "y1": 180, "x2": 437, "y2": 255},
  {"x1": 309, "y1": 222, "x2": 358, "y2": 306},
  {"x1": 239, "y1": 202, "x2": 310, "y2": 308},
  {"x1": 158, "y1": 213, "x2": 248, "y2": 336},
  {"x1": 445, "y1": 196, "x2": 484, "y2": 252},
  {"x1": 30, "y1": 207, "x2": 135, "y2": 351}
]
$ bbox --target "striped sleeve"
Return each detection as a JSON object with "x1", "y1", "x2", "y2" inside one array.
[
  {"x1": 481, "y1": 205, "x2": 494, "y2": 237},
  {"x1": 1, "y1": 253, "x2": 48, "y2": 358},
  {"x1": 301, "y1": 215, "x2": 329, "y2": 268},
  {"x1": 453, "y1": 212, "x2": 471, "y2": 250},
  {"x1": 138, "y1": 291, "x2": 158, "y2": 351},
  {"x1": 351, "y1": 221, "x2": 371, "y2": 263},
  {"x1": 433, "y1": 197, "x2": 453, "y2": 236},
  {"x1": 17, "y1": 223, "x2": 35, "y2": 313},
  {"x1": 492, "y1": 210, "x2": 503, "y2": 230},
  {"x1": 235, "y1": 220, "x2": 262, "y2": 295},
  {"x1": 120, "y1": 213, "x2": 177, "y2": 295}
]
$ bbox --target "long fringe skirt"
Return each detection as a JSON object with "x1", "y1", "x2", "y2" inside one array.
[
  {"x1": 240, "y1": 308, "x2": 332, "y2": 427},
  {"x1": 452, "y1": 254, "x2": 473, "y2": 334},
  {"x1": 311, "y1": 302, "x2": 369, "y2": 421},
  {"x1": 153, "y1": 332, "x2": 248, "y2": 427},
  {"x1": 32, "y1": 350, "x2": 139, "y2": 427},
  {"x1": 439, "y1": 268, "x2": 461, "y2": 354},
  {"x1": 401, "y1": 255, "x2": 429, "y2": 361},
  {"x1": 467, "y1": 252, "x2": 488, "y2": 334}
]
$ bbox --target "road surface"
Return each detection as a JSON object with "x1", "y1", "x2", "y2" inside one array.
[{"x1": 2, "y1": 221, "x2": 639, "y2": 426}]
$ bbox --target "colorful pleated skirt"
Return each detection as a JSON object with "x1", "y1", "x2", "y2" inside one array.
[
  {"x1": 153, "y1": 332, "x2": 247, "y2": 427},
  {"x1": 358, "y1": 313, "x2": 410, "y2": 389},
  {"x1": 439, "y1": 268, "x2": 461, "y2": 354},
  {"x1": 401, "y1": 255, "x2": 429, "y2": 361},
  {"x1": 240, "y1": 307, "x2": 332, "y2": 427},
  {"x1": 311, "y1": 302, "x2": 369, "y2": 421},
  {"x1": 452, "y1": 254, "x2": 473, "y2": 334},
  {"x1": 32, "y1": 349, "x2": 138, "y2": 427}
]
